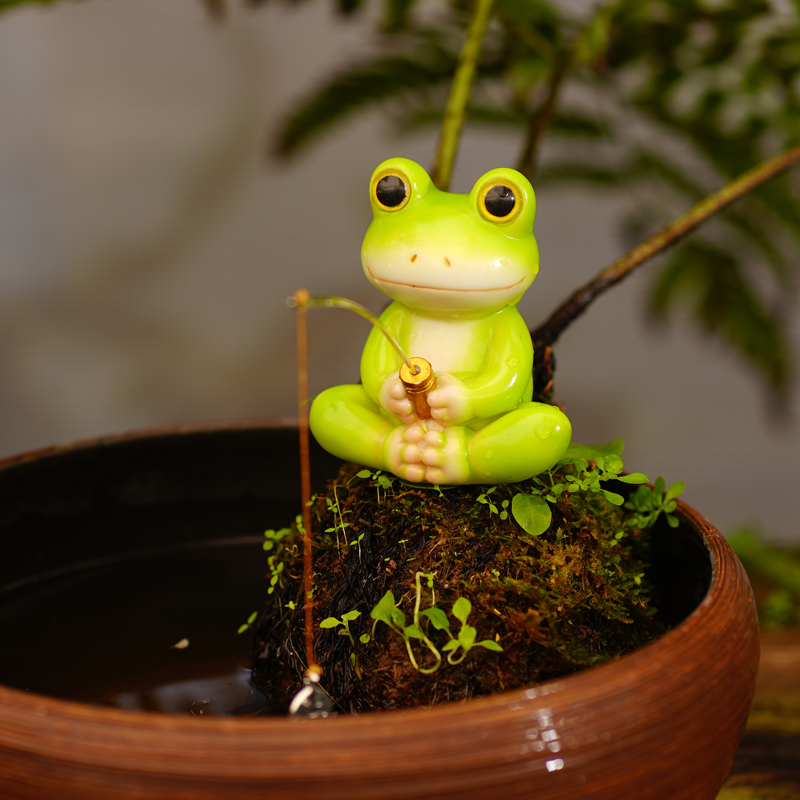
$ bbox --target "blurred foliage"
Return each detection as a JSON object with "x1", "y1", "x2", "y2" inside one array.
[
  {"x1": 3, "y1": 0, "x2": 800, "y2": 402},
  {"x1": 257, "y1": 0, "x2": 800, "y2": 405},
  {"x1": 729, "y1": 526, "x2": 800, "y2": 628},
  {"x1": 0, "y1": 0, "x2": 77, "y2": 9}
]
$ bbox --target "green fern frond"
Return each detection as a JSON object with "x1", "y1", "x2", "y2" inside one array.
[{"x1": 273, "y1": 51, "x2": 458, "y2": 157}]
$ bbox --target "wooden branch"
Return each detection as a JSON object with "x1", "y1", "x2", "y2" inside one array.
[
  {"x1": 531, "y1": 142, "x2": 800, "y2": 400},
  {"x1": 517, "y1": 54, "x2": 569, "y2": 180}
]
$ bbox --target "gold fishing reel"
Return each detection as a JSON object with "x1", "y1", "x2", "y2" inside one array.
[{"x1": 399, "y1": 357, "x2": 437, "y2": 420}]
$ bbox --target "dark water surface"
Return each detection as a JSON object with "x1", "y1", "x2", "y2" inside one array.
[{"x1": 0, "y1": 538, "x2": 272, "y2": 716}]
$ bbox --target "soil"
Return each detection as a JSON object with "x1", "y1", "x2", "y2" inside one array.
[{"x1": 252, "y1": 462, "x2": 664, "y2": 714}]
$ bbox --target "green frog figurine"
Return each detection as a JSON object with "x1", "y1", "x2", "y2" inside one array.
[{"x1": 309, "y1": 158, "x2": 571, "y2": 485}]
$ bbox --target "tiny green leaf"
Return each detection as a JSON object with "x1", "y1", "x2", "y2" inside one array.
[
  {"x1": 477, "y1": 639, "x2": 503, "y2": 651},
  {"x1": 617, "y1": 472, "x2": 649, "y2": 484},
  {"x1": 237, "y1": 624, "x2": 250, "y2": 634},
  {"x1": 356, "y1": 469, "x2": 372, "y2": 478},
  {"x1": 665, "y1": 481, "x2": 686, "y2": 502},
  {"x1": 359, "y1": 633, "x2": 371, "y2": 644},
  {"x1": 320, "y1": 617, "x2": 340, "y2": 629},
  {"x1": 458, "y1": 623, "x2": 477, "y2": 650},
  {"x1": 371, "y1": 591, "x2": 398, "y2": 627},
  {"x1": 342, "y1": 609, "x2": 361, "y2": 622},
  {"x1": 390, "y1": 606, "x2": 406, "y2": 628},
  {"x1": 602, "y1": 490, "x2": 625, "y2": 506},
  {"x1": 247, "y1": 611, "x2": 258, "y2": 624},
  {"x1": 420, "y1": 607, "x2": 450, "y2": 630},
  {"x1": 452, "y1": 597, "x2": 472, "y2": 624},
  {"x1": 512, "y1": 492, "x2": 552, "y2": 536}
]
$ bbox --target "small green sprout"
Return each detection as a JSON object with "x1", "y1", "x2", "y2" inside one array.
[
  {"x1": 286, "y1": 600, "x2": 297, "y2": 611},
  {"x1": 262, "y1": 525, "x2": 296, "y2": 597},
  {"x1": 267, "y1": 556, "x2": 284, "y2": 595},
  {"x1": 354, "y1": 468, "x2": 396, "y2": 503},
  {"x1": 324, "y1": 484, "x2": 351, "y2": 550},
  {"x1": 624, "y1": 477, "x2": 685, "y2": 530},
  {"x1": 370, "y1": 572, "x2": 441, "y2": 674},
  {"x1": 320, "y1": 609, "x2": 367, "y2": 677},
  {"x1": 476, "y1": 486, "x2": 498, "y2": 513},
  {"x1": 237, "y1": 610, "x2": 258, "y2": 635},
  {"x1": 350, "y1": 531, "x2": 366, "y2": 560},
  {"x1": 608, "y1": 530, "x2": 626, "y2": 548},
  {"x1": 434, "y1": 597, "x2": 503, "y2": 664},
  {"x1": 320, "y1": 609, "x2": 362, "y2": 647},
  {"x1": 476, "y1": 487, "x2": 511, "y2": 520},
  {"x1": 262, "y1": 526, "x2": 291, "y2": 552},
  {"x1": 370, "y1": 572, "x2": 501, "y2": 674}
]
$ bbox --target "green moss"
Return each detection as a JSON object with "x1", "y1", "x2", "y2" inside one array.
[{"x1": 253, "y1": 463, "x2": 663, "y2": 713}]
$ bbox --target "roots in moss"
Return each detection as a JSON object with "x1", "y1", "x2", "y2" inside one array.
[{"x1": 252, "y1": 463, "x2": 663, "y2": 714}]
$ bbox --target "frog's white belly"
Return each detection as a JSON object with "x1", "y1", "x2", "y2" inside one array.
[{"x1": 404, "y1": 316, "x2": 486, "y2": 375}]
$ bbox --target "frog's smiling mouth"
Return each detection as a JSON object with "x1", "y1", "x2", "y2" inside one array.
[{"x1": 365, "y1": 267, "x2": 526, "y2": 293}]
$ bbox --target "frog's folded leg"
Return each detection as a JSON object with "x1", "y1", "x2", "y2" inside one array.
[
  {"x1": 309, "y1": 384, "x2": 395, "y2": 470},
  {"x1": 467, "y1": 402, "x2": 571, "y2": 484}
]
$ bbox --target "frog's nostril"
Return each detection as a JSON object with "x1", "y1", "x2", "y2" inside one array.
[
  {"x1": 411, "y1": 254, "x2": 417, "y2": 263},
  {"x1": 444, "y1": 257, "x2": 451, "y2": 268}
]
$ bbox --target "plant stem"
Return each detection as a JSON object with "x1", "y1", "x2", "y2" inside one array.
[
  {"x1": 517, "y1": 53, "x2": 569, "y2": 180},
  {"x1": 431, "y1": 0, "x2": 494, "y2": 191},
  {"x1": 531, "y1": 143, "x2": 800, "y2": 400}
]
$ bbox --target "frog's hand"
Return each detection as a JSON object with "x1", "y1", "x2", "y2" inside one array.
[
  {"x1": 425, "y1": 374, "x2": 472, "y2": 426},
  {"x1": 379, "y1": 372, "x2": 418, "y2": 425},
  {"x1": 461, "y1": 306, "x2": 534, "y2": 419}
]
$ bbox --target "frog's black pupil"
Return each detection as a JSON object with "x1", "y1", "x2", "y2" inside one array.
[
  {"x1": 485, "y1": 185, "x2": 515, "y2": 217},
  {"x1": 376, "y1": 175, "x2": 407, "y2": 208}
]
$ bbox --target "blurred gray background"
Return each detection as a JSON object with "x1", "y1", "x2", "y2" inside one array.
[{"x1": 0, "y1": 0, "x2": 797, "y2": 541}]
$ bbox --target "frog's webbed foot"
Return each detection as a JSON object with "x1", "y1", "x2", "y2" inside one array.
[{"x1": 384, "y1": 422, "x2": 470, "y2": 484}]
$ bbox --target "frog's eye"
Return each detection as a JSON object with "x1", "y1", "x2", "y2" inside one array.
[
  {"x1": 479, "y1": 181, "x2": 520, "y2": 222},
  {"x1": 373, "y1": 171, "x2": 410, "y2": 211}
]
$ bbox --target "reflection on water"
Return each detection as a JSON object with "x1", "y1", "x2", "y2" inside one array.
[{"x1": 108, "y1": 662, "x2": 270, "y2": 716}]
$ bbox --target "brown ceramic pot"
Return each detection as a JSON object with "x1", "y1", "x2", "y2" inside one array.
[{"x1": 0, "y1": 422, "x2": 759, "y2": 799}]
